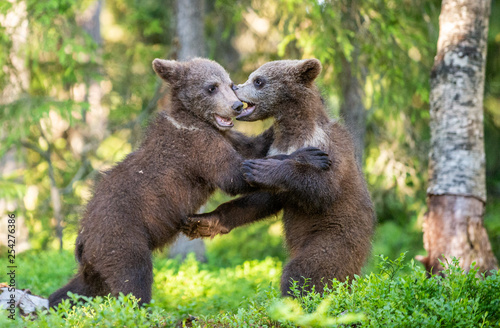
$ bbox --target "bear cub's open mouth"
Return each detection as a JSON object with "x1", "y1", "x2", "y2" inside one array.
[
  {"x1": 236, "y1": 101, "x2": 256, "y2": 119},
  {"x1": 214, "y1": 114, "x2": 234, "y2": 127}
]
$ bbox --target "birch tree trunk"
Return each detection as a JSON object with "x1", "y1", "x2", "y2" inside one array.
[
  {"x1": 418, "y1": 0, "x2": 498, "y2": 275},
  {"x1": 169, "y1": 0, "x2": 207, "y2": 262}
]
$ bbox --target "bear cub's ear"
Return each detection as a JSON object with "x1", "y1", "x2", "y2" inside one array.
[
  {"x1": 152, "y1": 59, "x2": 182, "y2": 83},
  {"x1": 296, "y1": 58, "x2": 322, "y2": 84}
]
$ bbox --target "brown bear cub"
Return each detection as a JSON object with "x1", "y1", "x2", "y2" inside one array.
[
  {"x1": 49, "y1": 58, "x2": 330, "y2": 308},
  {"x1": 182, "y1": 59, "x2": 376, "y2": 296}
]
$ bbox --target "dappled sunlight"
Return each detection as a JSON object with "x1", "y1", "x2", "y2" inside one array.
[
  {"x1": 23, "y1": 185, "x2": 38, "y2": 211},
  {"x1": 366, "y1": 140, "x2": 424, "y2": 200},
  {"x1": 101, "y1": 6, "x2": 126, "y2": 43}
]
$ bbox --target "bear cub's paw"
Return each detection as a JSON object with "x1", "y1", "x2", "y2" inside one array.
[
  {"x1": 289, "y1": 146, "x2": 332, "y2": 170},
  {"x1": 242, "y1": 147, "x2": 331, "y2": 187},
  {"x1": 181, "y1": 214, "x2": 230, "y2": 239}
]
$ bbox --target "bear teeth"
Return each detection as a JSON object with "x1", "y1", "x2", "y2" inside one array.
[
  {"x1": 235, "y1": 101, "x2": 255, "y2": 120},
  {"x1": 241, "y1": 105, "x2": 254, "y2": 115},
  {"x1": 215, "y1": 114, "x2": 233, "y2": 127}
]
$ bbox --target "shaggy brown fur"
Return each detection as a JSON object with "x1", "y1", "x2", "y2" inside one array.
[
  {"x1": 48, "y1": 58, "x2": 264, "y2": 308},
  {"x1": 182, "y1": 59, "x2": 375, "y2": 296},
  {"x1": 49, "y1": 58, "x2": 330, "y2": 308}
]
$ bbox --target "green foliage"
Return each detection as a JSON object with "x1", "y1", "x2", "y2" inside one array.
[
  {"x1": 0, "y1": 0, "x2": 172, "y2": 251},
  {"x1": 20, "y1": 294, "x2": 175, "y2": 328},
  {"x1": 267, "y1": 254, "x2": 500, "y2": 328},
  {"x1": 0, "y1": 180, "x2": 26, "y2": 200},
  {"x1": 269, "y1": 295, "x2": 366, "y2": 327},
  {"x1": 3, "y1": 252, "x2": 499, "y2": 327},
  {"x1": 268, "y1": 0, "x2": 440, "y2": 227},
  {"x1": 0, "y1": 0, "x2": 99, "y2": 149},
  {"x1": 15, "y1": 249, "x2": 76, "y2": 297}
]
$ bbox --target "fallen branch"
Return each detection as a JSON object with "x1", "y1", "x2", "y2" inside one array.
[{"x1": 0, "y1": 285, "x2": 48, "y2": 318}]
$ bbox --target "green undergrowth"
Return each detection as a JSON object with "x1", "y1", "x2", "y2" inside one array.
[{"x1": 1, "y1": 251, "x2": 498, "y2": 327}]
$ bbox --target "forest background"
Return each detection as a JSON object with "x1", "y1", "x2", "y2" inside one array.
[{"x1": 0, "y1": 0, "x2": 499, "y2": 326}]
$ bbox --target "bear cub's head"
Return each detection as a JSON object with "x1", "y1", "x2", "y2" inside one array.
[
  {"x1": 234, "y1": 59, "x2": 321, "y2": 122},
  {"x1": 152, "y1": 58, "x2": 243, "y2": 131}
]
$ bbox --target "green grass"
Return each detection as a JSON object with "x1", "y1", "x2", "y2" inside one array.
[{"x1": 1, "y1": 221, "x2": 499, "y2": 327}]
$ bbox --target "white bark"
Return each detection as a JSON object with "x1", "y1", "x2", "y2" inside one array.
[
  {"x1": 427, "y1": 0, "x2": 489, "y2": 202},
  {"x1": 420, "y1": 0, "x2": 498, "y2": 274}
]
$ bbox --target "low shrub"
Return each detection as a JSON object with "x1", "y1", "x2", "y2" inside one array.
[
  {"x1": 267, "y1": 253, "x2": 500, "y2": 328},
  {"x1": 2, "y1": 250, "x2": 498, "y2": 327}
]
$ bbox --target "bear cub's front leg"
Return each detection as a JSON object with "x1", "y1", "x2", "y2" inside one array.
[
  {"x1": 181, "y1": 147, "x2": 331, "y2": 239},
  {"x1": 242, "y1": 146, "x2": 331, "y2": 189}
]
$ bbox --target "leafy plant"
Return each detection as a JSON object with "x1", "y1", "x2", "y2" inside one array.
[{"x1": 4, "y1": 251, "x2": 498, "y2": 327}]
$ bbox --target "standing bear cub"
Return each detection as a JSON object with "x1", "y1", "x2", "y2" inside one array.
[
  {"x1": 183, "y1": 59, "x2": 376, "y2": 296},
  {"x1": 49, "y1": 58, "x2": 331, "y2": 308}
]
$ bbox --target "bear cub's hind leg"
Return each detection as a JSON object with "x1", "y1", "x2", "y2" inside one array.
[
  {"x1": 102, "y1": 253, "x2": 154, "y2": 306},
  {"x1": 48, "y1": 273, "x2": 94, "y2": 308}
]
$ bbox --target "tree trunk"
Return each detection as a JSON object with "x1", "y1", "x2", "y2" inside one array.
[
  {"x1": 340, "y1": 51, "x2": 366, "y2": 167},
  {"x1": 418, "y1": 0, "x2": 498, "y2": 275},
  {"x1": 77, "y1": 0, "x2": 107, "y2": 142},
  {"x1": 169, "y1": 0, "x2": 207, "y2": 262},
  {"x1": 338, "y1": 2, "x2": 367, "y2": 167},
  {"x1": 176, "y1": 0, "x2": 206, "y2": 61}
]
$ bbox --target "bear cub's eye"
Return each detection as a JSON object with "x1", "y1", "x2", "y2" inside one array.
[
  {"x1": 253, "y1": 78, "x2": 265, "y2": 89},
  {"x1": 207, "y1": 85, "x2": 218, "y2": 94}
]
